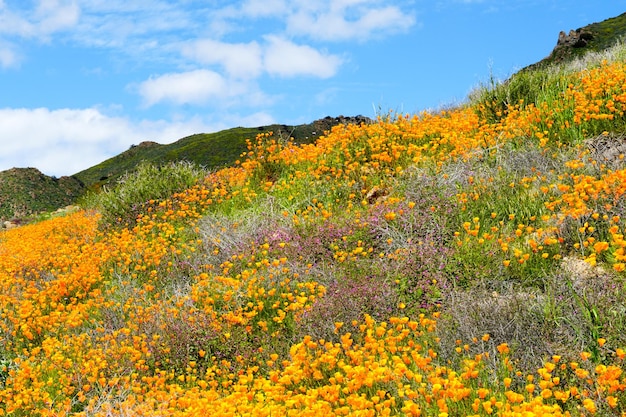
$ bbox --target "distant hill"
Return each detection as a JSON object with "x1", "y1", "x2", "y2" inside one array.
[
  {"x1": 0, "y1": 116, "x2": 370, "y2": 224},
  {"x1": 73, "y1": 116, "x2": 370, "y2": 191},
  {"x1": 0, "y1": 168, "x2": 83, "y2": 225}
]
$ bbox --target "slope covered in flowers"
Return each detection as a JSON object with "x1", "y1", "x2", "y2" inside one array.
[{"x1": 3, "y1": 49, "x2": 626, "y2": 416}]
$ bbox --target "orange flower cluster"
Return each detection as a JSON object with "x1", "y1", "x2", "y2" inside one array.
[
  {"x1": 567, "y1": 60, "x2": 626, "y2": 125},
  {"x1": 0, "y1": 182, "x2": 322, "y2": 415},
  {"x1": 0, "y1": 211, "x2": 112, "y2": 414}
]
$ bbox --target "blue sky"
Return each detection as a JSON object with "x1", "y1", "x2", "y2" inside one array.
[{"x1": 0, "y1": 1, "x2": 624, "y2": 177}]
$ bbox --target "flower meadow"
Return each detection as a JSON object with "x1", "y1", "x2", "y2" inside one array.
[{"x1": 4, "y1": 48, "x2": 626, "y2": 416}]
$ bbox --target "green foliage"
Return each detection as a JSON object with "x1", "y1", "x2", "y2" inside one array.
[
  {"x1": 73, "y1": 123, "x2": 330, "y2": 191},
  {"x1": 0, "y1": 168, "x2": 84, "y2": 223},
  {"x1": 471, "y1": 66, "x2": 570, "y2": 124},
  {"x1": 82, "y1": 161, "x2": 207, "y2": 227}
]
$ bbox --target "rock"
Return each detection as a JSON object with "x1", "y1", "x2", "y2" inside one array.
[
  {"x1": 3, "y1": 221, "x2": 17, "y2": 229},
  {"x1": 524, "y1": 25, "x2": 598, "y2": 70},
  {"x1": 365, "y1": 186, "x2": 387, "y2": 204},
  {"x1": 309, "y1": 115, "x2": 373, "y2": 138},
  {"x1": 55, "y1": 205, "x2": 79, "y2": 214},
  {"x1": 557, "y1": 29, "x2": 594, "y2": 48}
]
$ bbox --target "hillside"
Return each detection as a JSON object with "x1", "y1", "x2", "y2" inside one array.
[
  {"x1": 73, "y1": 116, "x2": 370, "y2": 191},
  {"x1": 4, "y1": 13, "x2": 626, "y2": 417},
  {"x1": 0, "y1": 168, "x2": 83, "y2": 225},
  {"x1": 0, "y1": 116, "x2": 368, "y2": 224}
]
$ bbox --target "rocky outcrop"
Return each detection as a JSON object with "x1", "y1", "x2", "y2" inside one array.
[
  {"x1": 522, "y1": 12, "x2": 626, "y2": 70},
  {"x1": 131, "y1": 141, "x2": 160, "y2": 149},
  {"x1": 309, "y1": 115, "x2": 372, "y2": 135},
  {"x1": 546, "y1": 28, "x2": 595, "y2": 63},
  {"x1": 2, "y1": 220, "x2": 19, "y2": 230},
  {"x1": 557, "y1": 29, "x2": 594, "y2": 49}
]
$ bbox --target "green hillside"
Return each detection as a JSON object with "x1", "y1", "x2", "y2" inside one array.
[
  {"x1": 0, "y1": 168, "x2": 83, "y2": 224},
  {"x1": 0, "y1": 116, "x2": 367, "y2": 224},
  {"x1": 74, "y1": 117, "x2": 368, "y2": 191}
]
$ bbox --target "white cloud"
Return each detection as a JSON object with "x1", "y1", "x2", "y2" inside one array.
[
  {"x1": 263, "y1": 36, "x2": 342, "y2": 78},
  {"x1": 181, "y1": 36, "x2": 342, "y2": 80},
  {"x1": 0, "y1": 107, "x2": 220, "y2": 177},
  {"x1": 286, "y1": 1, "x2": 415, "y2": 41},
  {"x1": 138, "y1": 69, "x2": 235, "y2": 106},
  {"x1": 147, "y1": 36, "x2": 342, "y2": 107},
  {"x1": 0, "y1": 0, "x2": 79, "y2": 38},
  {"x1": 181, "y1": 39, "x2": 264, "y2": 79},
  {"x1": 0, "y1": 0, "x2": 79, "y2": 66},
  {"x1": 35, "y1": 0, "x2": 80, "y2": 36},
  {"x1": 200, "y1": 1, "x2": 416, "y2": 42},
  {"x1": 240, "y1": 0, "x2": 287, "y2": 18},
  {"x1": 0, "y1": 107, "x2": 134, "y2": 176},
  {"x1": 0, "y1": 106, "x2": 281, "y2": 177},
  {"x1": 136, "y1": 69, "x2": 273, "y2": 108},
  {"x1": 0, "y1": 13, "x2": 29, "y2": 38},
  {"x1": 0, "y1": 41, "x2": 18, "y2": 67}
]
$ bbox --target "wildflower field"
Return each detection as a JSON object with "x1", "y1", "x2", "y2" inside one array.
[{"x1": 4, "y1": 45, "x2": 626, "y2": 416}]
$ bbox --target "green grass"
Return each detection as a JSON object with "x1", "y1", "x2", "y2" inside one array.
[{"x1": 471, "y1": 12, "x2": 626, "y2": 133}]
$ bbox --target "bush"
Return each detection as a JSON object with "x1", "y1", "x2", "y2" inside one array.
[{"x1": 82, "y1": 161, "x2": 208, "y2": 227}]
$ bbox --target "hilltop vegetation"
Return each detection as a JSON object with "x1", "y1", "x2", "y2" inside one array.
[
  {"x1": 74, "y1": 117, "x2": 369, "y2": 191},
  {"x1": 0, "y1": 168, "x2": 83, "y2": 224},
  {"x1": 4, "y1": 16, "x2": 626, "y2": 417},
  {"x1": 0, "y1": 117, "x2": 367, "y2": 224}
]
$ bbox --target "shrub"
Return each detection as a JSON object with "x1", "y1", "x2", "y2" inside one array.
[{"x1": 82, "y1": 161, "x2": 207, "y2": 227}]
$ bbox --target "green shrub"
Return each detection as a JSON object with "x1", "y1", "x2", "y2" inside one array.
[{"x1": 82, "y1": 161, "x2": 208, "y2": 227}]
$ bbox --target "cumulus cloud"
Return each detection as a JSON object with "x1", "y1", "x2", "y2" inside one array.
[
  {"x1": 286, "y1": 1, "x2": 415, "y2": 41},
  {"x1": 240, "y1": 0, "x2": 287, "y2": 18},
  {"x1": 146, "y1": 37, "x2": 341, "y2": 107},
  {"x1": 35, "y1": 0, "x2": 80, "y2": 37},
  {"x1": 0, "y1": 0, "x2": 79, "y2": 38},
  {"x1": 182, "y1": 36, "x2": 342, "y2": 78},
  {"x1": 181, "y1": 39, "x2": 264, "y2": 79},
  {"x1": 263, "y1": 36, "x2": 342, "y2": 78},
  {"x1": 0, "y1": 107, "x2": 133, "y2": 176},
  {"x1": 0, "y1": 107, "x2": 222, "y2": 177},
  {"x1": 0, "y1": 7, "x2": 31, "y2": 38},
  {"x1": 138, "y1": 69, "x2": 232, "y2": 106}
]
